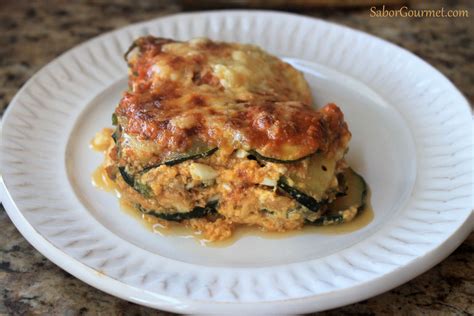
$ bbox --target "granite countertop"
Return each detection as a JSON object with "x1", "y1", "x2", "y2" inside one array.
[{"x1": 0, "y1": 0, "x2": 472, "y2": 314}]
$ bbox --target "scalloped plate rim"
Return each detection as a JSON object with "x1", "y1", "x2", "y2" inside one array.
[
  {"x1": 0, "y1": 10, "x2": 473, "y2": 314},
  {"x1": 0, "y1": 180, "x2": 472, "y2": 313}
]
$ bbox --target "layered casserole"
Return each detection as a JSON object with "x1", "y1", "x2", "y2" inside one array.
[{"x1": 94, "y1": 36, "x2": 367, "y2": 241}]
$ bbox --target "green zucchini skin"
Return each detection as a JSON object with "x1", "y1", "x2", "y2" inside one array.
[
  {"x1": 115, "y1": 133, "x2": 216, "y2": 196},
  {"x1": 307, "y1": 168, "x2": 368, "y2": 226},
  {"x1": 118, "y1": 166, "x2": 153, "y2": 197},
  {"x1": 111, "y1": 113, "x2": 118, "y2": 126},
  {"x1": 327, "y1": 168, "x2": 367, "y2": 213},
  {"x1": 112, "y1": 120, "x2": 217, "y2": 171},
  {"x1": 137, "y1": 200, "x2": 218, "y2": 222},
  {"x1": 249, "y1": 150, "x2": 314, "y2": 164},
  {"x1": 111, "y1": 126, "x2": 120, "y2": 144},
  {"x1": 310, "y1": 214, "x2": 344, "y2": 226},
  {"x1": 142, "y1": 147, "x2": 218, "y2": 171},
  {"x1": 277, "y1": 177, "x2": 323, "y2": 212},
  {"x1": 118, "y1": 166, "x2": 134, "y2": 186},
  {"x1": 124, "y1": 40, "x2": 138, "y2": 62}
]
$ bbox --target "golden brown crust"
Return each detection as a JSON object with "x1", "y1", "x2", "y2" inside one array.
[{"x1": 116, "y1": 36, "x2": 350, "y2": 161}]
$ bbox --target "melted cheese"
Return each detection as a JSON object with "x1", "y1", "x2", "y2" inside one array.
[{"x1": 116, "y1": 36, "x2": 350, "y2": 163}]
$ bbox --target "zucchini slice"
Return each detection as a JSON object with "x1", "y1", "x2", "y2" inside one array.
[
  {"x1": 143, "y1": 141, "x2": 218, "y2": 171},
  {"x1": 111, "y1": 126, "x2": 120, "y2": 144},
  {"x1": 124, "y1": 40, "x2": 139, "y2": 62},
  {"x1": 117, "y1": 142, "x2": 217, "y2": 195},
  {"x1": 111, "y1": 113, "x2": 118, "y2": 126},
  {"x1": 327, "y1": 168, "x2": 367, "y2": 212},
  {"x1": 112, "y1": 126, "x2": 123, "y2": 162},
  {"x1": 310, "y1": 214, "x2": 345, "y2": 226},
  {"x1": 277, "y1": 177, "x2": 324, "y2": 212},
  {"x1": 249, "y1": 144, "x2": 315, "y2": 164},
  {"x1": 162, "y1": 146, "x2": 218, "y2": 167},
  {"x1": 287, "y1": 153, "x2": 336, "y2": 201},
  {"x1": 276, "y1": 153, "x2": 336, "y2": 211},
  {"x1": 309, "y1": 168, "x2": 367, "y2": 225},
  {"x1": 137, "y1": 200, "x2": 218, "y2": 222},
  {"x1": 118, "y1": 166, "x2": 153, "y2": 197}
]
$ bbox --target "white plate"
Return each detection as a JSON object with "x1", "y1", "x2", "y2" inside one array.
[{"x1": 0, "y1": 11, "x2": 472, "y2": 314}]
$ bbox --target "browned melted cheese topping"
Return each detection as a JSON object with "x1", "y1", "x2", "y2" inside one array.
[{"x1": 116, "y1": 36, "x2": 350, "y2": 160}]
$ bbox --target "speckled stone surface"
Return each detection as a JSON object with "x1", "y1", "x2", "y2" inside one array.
[{"x1": 0, "y1": 0, "x2": 472, "y2": 314}]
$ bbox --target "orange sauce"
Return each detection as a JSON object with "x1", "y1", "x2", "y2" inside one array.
[
  {"x1": 117, "y1": 198, "x2": 374, "y2": 247},
  {"x1": 208, "y1": 195, "x2": 374, "y2": 247},
  {"x1": 91, "y1": 128, "x2": 118, "y2": 193},
  {"x1": 92, "y1": 163, "x2": 374, "y2": 247},
  {"x1": 90, "y1": 128, "x2": 374, "y2": 247},
  {"x1": 91, "y1": 164, "x2": 117, "y2": 192}
]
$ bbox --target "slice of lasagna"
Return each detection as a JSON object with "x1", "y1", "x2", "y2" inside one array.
[{"x1": 98, "y1": 36, "x2": 367, "y2": 241}]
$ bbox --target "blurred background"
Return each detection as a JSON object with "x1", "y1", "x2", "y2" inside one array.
[{"x1": 0, "y1": 0, "x2": 472, "y2": 315}]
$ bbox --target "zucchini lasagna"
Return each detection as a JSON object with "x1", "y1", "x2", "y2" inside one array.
[{"x1": 95, "y1": 36, "x2": 367, "y2": 241}]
